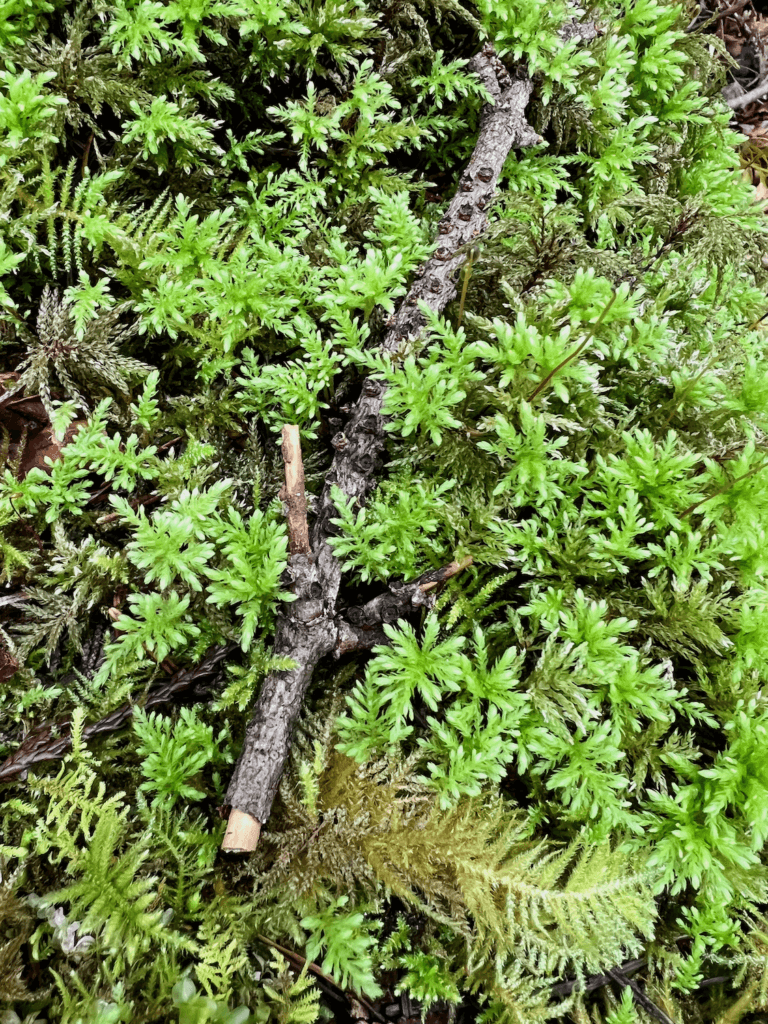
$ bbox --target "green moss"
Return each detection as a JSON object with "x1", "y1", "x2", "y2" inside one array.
[{"x1": 1, "y1": 0, "x2": 768, "y2": 1019}]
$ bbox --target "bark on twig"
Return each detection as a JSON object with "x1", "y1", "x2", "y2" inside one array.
[
  {"x1": 223, "y1": 42, "x2": 541, "y2": 849},
  {"x1": 222, "y1": 423, "x2": 317, "y2": 850},
  {"x1": 223, "y1": 426, "x2": 312, "y2": 850},
  {"x1": 333, "y1": 557, "x2": 473, "y2": 657}
]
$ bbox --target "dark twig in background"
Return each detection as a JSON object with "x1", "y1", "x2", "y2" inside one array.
[
  {"x1": 606, "y1": 968, "x2": 677, "y2": 1024},
  {"x1": 0, "y1": 643, "x2": 236, "y2": 782}
]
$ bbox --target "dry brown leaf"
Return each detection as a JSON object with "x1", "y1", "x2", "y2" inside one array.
[
  {"x1": 1, "y1": 376, "x2": 86, "y2": 478},
  {"x1": 17, "y1": 420, "x2": 87, "y2": 477},
  {"x1": 0, "y1": 643, "x2": 19, "y2": 684},
  {"x1": 753, "y1": 179, "x2": 768, "y2": 210}
]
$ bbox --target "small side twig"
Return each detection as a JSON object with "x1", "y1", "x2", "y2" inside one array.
[
  {"x1": 334, "y1": 556, "x2": 473, "y2": 657},
  {"x1": 279, "y1": 424, "x2": 311, "y2": 556},
  {"x1": 607, "y1": 968, "x2": 678, "y2": 1024},
  {"x1": 550, "y1": 958, "x2": 646, "y2": 999},
  {"x1": 686, "y1": 0, "x2": 750, "y2": 32},
  {"x1": 256, "y1": 934, "x2": 387, "y2": 1023}
]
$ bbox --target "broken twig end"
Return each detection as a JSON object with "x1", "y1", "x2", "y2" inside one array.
[{"x1": 221, "y1": 807, "x2": 262, "y2": 852}]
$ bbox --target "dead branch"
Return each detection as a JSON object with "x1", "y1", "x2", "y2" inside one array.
[
  {"x1": 0, "y1": 554, "x2": 467, "y2": 788},
  {"x1": 256, "y1": 933, "x2": 387, "y2": 1022},
  {"x1": 606, "y1": 969, "x2": 678, "y2": 1024},
  {"x1": 549, "y1": 958, "x2": 646, "y2": 999},
  {"x1": 222, "y1": 42, "x2": 540, "y2": 851},
  {"x1": 333, "y1": 556, "x2": 474, "y2": 657},
  {"x1": 0, "y1": 643, "x2": 235, "y2": 783},
  {"x1": 726, "y1": 75, "x2": 768, "y2": 109}
]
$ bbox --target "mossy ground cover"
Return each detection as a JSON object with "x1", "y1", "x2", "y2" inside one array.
[{"x1": 2, "y1": 0, "x2": 768, "y2": 1021}]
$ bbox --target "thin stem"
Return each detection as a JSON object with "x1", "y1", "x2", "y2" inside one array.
[
  {"x1": 680, "y1": 459, "x2": 768, "y2": 519},
  {"x1": 456, "y1": 246, "x2": 479, "y2": 330},
  {"x1": 9, "y1": 496, "x2": 44, "y2": 556},
  {"x1": 606, "y1": 969, "x2": 677, "y2": 1024},
  {"x1": 663, "y1": 309, "x2": 768, "y2": 426},
  {"x1": 529, "y1": 291, "x2": 618, "y2": 402},
  {"x1": 255, "y1": 934, "x2": 386, "y2": 1022},
  {"x1": 80, "y1": 133, "x2": 93, "y2": 177},
  {"x1": 686, "y1": 0, "x2": 750, "y2": 33}
]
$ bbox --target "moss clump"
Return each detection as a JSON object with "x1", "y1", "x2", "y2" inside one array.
[{"x1": 1, "y1": 0, "x2": 768, "y2": 1021}]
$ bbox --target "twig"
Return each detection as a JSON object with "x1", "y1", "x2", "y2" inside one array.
[
  {"x1": 417, "y1": 556, "x2": 473, "y2": 589},
  {"x1": 550, "y1": 958, "x2": 646, "y2": 999},
  {"x1": 607, "y1": 968, "x2": 678, "y2": 1024},
  {"x1": 709, "y1": 0, "x2": 750, "y2": 22},
  {"x1": 686, "y1": 0, "x2": 750, "y2": 32},
  {"x1": 727, "y1": 75, "x2": 768, "y2": 110},
  {"x1": 222, "y1": 42, "x2": 542, "y2": 851},
  {"x1": 551, "y1": 936, "x2": 734, "y2": 1002},
  {"x1": 279, "y1": 424, "x2": 311, "y2": 556},
  {"x1": 333, "y1": 556, "x2": 473, "y2": 657},
  {"x1": 256, "y1": 934, "x2": 387, "y2": 1023},
  {"x1": 222, "y1": 425, "x2": 311, "y2": 851},
  {"x1": 0, "y1": 644, "x2": 236, "y2": 782},
  {"x1": 699, "y1": 976, "x2": 733, "y2": 989}
]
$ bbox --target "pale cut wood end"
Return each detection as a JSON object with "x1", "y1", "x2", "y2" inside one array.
[
  {"x1": 281, "y1": 423, "x2": 311, "y2": 556},
  {"x1": 221, "y1": 808, "x2": 262, "y2": 852}
]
